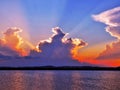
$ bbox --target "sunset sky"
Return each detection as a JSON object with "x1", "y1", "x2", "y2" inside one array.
[{"x1": 0, "y1": 0, "x2": 120, "y2": 67}]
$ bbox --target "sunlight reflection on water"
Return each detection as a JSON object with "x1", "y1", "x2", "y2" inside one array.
[{"x1": 0, "y1": 71, "x2": 120, "y2": 90}]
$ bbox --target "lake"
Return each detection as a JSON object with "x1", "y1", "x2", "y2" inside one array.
[{"x1": 0, "y1": 71, "x2": 120, "y2": 90}]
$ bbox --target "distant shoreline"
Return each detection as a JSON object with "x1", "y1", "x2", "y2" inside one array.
[{"x1": 0, "y1": 66, "x2": 120, "y2": 70}]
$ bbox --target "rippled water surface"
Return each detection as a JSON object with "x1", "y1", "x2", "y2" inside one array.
[{"x1": 0, "y1": 71, "x2": 120, "y2": 90}]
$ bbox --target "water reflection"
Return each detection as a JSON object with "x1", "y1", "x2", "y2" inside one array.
[
  {"x1": 11, "y1": 71, "x2": 25, "y2": 90},
  {"x1": 71, "y1": 71, "x2": 82, "y2": 90},
  {"x1": 0, "y1": 71, "x2": 120, "y2": 90},
  {"x1": 33, "y1": 71, "x2": 54, "y2": 90}
]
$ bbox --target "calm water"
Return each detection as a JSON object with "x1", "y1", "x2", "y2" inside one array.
[{"x1": 0, "y1": 71, "x2": 120, "y2": 90}]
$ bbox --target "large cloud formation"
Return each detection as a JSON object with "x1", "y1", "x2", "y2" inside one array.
[
  {"x1": 0, "y1": 27, "x2": 89, "y2": 66},
  {"x1": 28, "y1": 27, "x2": 87, "y2": 66},
  {"x1": 30, "y1": 27, "x2": 87, "y2": 58},
  {"x1": 92, "y1": 7, "x2": 120, "y2": 60}
]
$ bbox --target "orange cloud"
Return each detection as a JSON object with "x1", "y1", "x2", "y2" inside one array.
[
  {"x1": 3, "y1": 27, "x2": 22, "y2": 49},
  {"x1": 97, "y1": 40, "x2": 120, "y2": 60},
  {"x1": 71, "y1": 39, "x2": 87, "y2": 61},
  {"x1": 0, "y1": 27, "x2": 29, "y2": 56}
]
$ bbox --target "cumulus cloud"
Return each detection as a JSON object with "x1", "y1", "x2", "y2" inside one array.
[
  {"x1": 97, "y1": 40, "x2": 120, "y2": 60},
  {"x1": 92, "y1": 7, "x2": 120, "y2": 60},
  {"x1": 0, "y1": 27, "x2": 26, "y2": 57},
  {"x1": 28, "y1": 27, "x2": 88, "y2": 66}
]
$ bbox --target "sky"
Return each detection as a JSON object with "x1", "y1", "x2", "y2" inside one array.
[{"x1": 0, "y1": 0, "x2": 120, "y2": 67}]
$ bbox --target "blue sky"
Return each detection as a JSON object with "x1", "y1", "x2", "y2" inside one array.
[{"x1": 0, "y1": 0, "x2": 120, "y2": 45}]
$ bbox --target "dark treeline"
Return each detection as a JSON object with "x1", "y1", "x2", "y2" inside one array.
[{"x1": 0, "y1": 66, "x2": 120, "y2": 70}]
